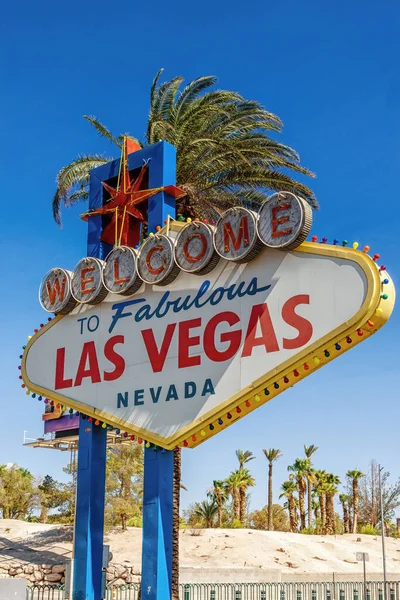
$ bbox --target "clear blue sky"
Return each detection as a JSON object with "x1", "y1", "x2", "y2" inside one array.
[{"x1": 1, "y1": 0, "x2": 399, "y2": 513}]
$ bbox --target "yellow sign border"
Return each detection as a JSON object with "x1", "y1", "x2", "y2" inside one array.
[{"x1": 21, "y1": 242, "x2": 395, "y2": 450}]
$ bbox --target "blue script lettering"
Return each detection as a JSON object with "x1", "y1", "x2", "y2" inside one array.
[{"x1": 109, "y1": 277, "x2": 270, "y2": 333}]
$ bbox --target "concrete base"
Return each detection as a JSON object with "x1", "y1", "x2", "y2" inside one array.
[{"x1": 0, "y1": 578, "x2": 26, "y2": 599}]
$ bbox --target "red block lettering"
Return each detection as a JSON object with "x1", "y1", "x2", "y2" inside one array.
[
  {"x1": 104, "y1": 335, "x2": 126, "y2": 381},
  {"x1": 81, "y1": 266, "x2": 95, "y2": 295},
  {"x1": 282, "y1": 294, "x2": 313, "y2": 349},
  {"x1": 204, "y1": 312, "x2": 241, "y2": 362},
  {"x1": 183, "y1": 233, "x2": 207, "y2": 263},
  {"x1": 55, "y1": 347, "x2": 73, "y2": 390},
  {"x1": 142, "y1": 324, "x2": 176, "y2": 373},
  {"x1": 271, "y1": 203, "x2": 292, "y2": 238},
  {"x1": 113, "y1": 259, "x2": 129, "y2": 285},
  {"x1": 242, "y1": 303, "x2": 279, "y2": 357},
  {"x1": 46, "y1": 277, "x2": 66, "y2": 305},
  {"x1": 223, "y1": 217, "x2": 249, "y2": 252},
  {"x1": 74, "y1": 341, "x2": 101, "y2": 386},
  {"x1": 179, "y1": 318, "x2": 201, "y2": 368},
  {"x1": 146, "y1": 245, "x2": 164, "y2": 275}
]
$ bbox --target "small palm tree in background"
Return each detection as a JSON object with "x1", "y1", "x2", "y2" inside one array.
[
  {"x1": 225, "y1": 470, "x2": 242, "y2": 522},
  {"x1": 325, "y1": 473, "x2": 341, "y2": 534},
  {"x1": 280, "y1": 480, "x2": 298, "y2": 532},
  {"x1": 236, "y1": 450, "x2": 256, "y2": 469},
  {"x1": 52, "y1": 69, "x2": 317, "y2": 225},
  {"x1": 339, "y1": 493, "x2": 351, "y2": 533},
  {"x1": 288, "y1": 458, "x2": 310, "y2": 531},
  {"x1": 237, "y1": 468, "x2": 256, "y2": 525},
  {"x1": 193, "y1": 500, "x2": 218, "y2": 528},
  {"x1": 262, "y1": 448, "x2": 283, "y2": 531},
  {"x1": 304, "y1": 444, "x2": 318, "y2": 529},
  {"x1": 314, "y1": 470, "x2": 328, "y2": 534},
  {"x1": 207, "y1": 480, "x2": 228, "y2": 528},
  {"x1": 346, "y1": 469, "x2": 365, "y2": 533}
]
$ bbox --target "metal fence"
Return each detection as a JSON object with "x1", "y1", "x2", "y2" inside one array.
[{"x1": 26, "y1": 582, "x2": 400, "y2": 600}]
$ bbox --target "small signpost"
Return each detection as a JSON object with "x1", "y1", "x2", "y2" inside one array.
[{"x1": 356, "y1": 552, "x2": 369, "y2": 600}]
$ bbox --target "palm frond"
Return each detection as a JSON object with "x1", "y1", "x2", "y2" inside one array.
[{"x1": 83, "y1": 115, "x2": 122, "y2": 148}]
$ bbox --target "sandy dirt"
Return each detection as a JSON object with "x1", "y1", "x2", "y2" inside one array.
[{"x1": 1, "y1": 520, "x2": 399, "y2": 575}]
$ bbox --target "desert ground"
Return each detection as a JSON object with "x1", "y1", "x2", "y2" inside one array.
[{"x1": 1, "y1": 520, "x2": 399, "y2": 582}]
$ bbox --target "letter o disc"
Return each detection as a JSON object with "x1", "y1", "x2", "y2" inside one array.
[
  {"x1": 137, "y1": 235, "x2": 180, "y2": 286},
  {"x1": 214, "y1": 207, "x2": 262, "y2": 262},
  {"x1": 39, "y1": 268, "x2": 75, "y2": 314},
  {"x1": 71, "y1": 257, "x2": 108, "y2": 304},
  {"x1": 174, "y1": 222, "x2": 219, "y2": 274},
  {"x1": 102, "y1": 246, "x2": 142, "y2": 296},
  {"x1": 257, "y1": 192, "x2": 312, "y2": 250}
]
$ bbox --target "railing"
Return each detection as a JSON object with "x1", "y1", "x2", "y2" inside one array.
[
  {"x1": 26, "y1": 582, "x2": 400, "y2": 600},
  {"x1": 26, "y1": 584, "x2": 65, "y2": 600}
]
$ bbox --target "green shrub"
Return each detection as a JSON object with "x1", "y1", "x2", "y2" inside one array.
[
  {"x1": 359, "y1": 524, "x2": 377, "y2": 535},
  {"x1": 231, "y1": 519, "x2": 243, "y2": 529},
  {"x1": 127, "y1": 516, "x2": 142, "y2": 527}
]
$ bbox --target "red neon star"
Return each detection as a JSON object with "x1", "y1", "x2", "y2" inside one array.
[{"x1": 82, "y1": 141, "x2": 185, "y2": 247}]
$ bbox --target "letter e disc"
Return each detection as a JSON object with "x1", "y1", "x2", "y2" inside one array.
[
  {"x1": 137, "y1": 235, "x2": 180, "y2": 286},
  {"x1": 39, "y1": 268, "x2": 75, "y2": 314},
  {"x1": 214, "y1": 207, "x2": 262, "y2": 262},
  {"x1": 102, "y1": 246, "x2": 142, "y2": 296},
  {"x1": 174, "y1": 222, "x2": 219, "y2": 274},
  {"x1": 257, "y1": 192, "x2": 312, "y2": 250},
  {"x1": 71, "y1": 257, "x2": 108, "y2": 304}
]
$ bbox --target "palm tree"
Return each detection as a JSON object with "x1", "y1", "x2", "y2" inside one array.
[
  {"x1": 280, "y1": 480, "x2": 298, "y2": 532},
  {"x1": 52, "y1": 70, "x2": 317, "y2": 225},
  {"x1": 262, "y1": 448, "x2": 282, "y2": 531},
  {"x1": 225, "y1": 470, "x2": 242, "y2": 522},
  {"x1": 238, "y1": 468, "x2": 255, "y2": 525},
  {"x1": 288, "y1": 458, "x2": 310, "y2": 531},
  {"x1": 339, "y1": 493, "x2": 351, "y2": 534},
  {"x1": 314, "y1": 470, "x2": 327, "y2": 534},
  {"x1": 207, "y1": 480, "x2": 228, "y2": 528},
  {"x1": 236, "y1": 450, "x2": 256, "y2": 469},
  {"x1": 324, "y1": 474, "x2": 340, "y2": 534},
  {"x1": 193, "y1": 500, "x2": 218, "y2": 528},
  {"x1": 346, "y1": 469, "x2": 365, "y2": 534},
  {"x1": 304, "y1": 445, "x2": 318, "y2": 528}
]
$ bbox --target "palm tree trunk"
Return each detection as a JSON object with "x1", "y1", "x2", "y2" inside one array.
[
  {"x1": 299, "y1": 485, "x2": 306, "y2": 530},
  {"x1": 268, "y1": 462, "x2": 273, "y2": 531},
  {"x1": 239, "y1": 488, "x2": 246, "y2": 525},
  {"x1": 325, "y1": 494, "x2": 334, "y2": 534},
  {"x1": 319, "y1": 494, "x2": 326, "y2": 534},
  {"x1": 342, "y1": 503, "x2": 349, "y2": 533},
  {"x1": 217, "y1": 494, "x2": 222, "y2": 528},
  {"x1": 352, "y1": 479, "x2": 358, "y2": 534},
  {"x1": 289, "y1": 497, "x2": 296, "y2": 532},
  {"x1": 307, "y1": 480, "x2": 312, "y2": 529},
  {"x1": 233, "y1": 490, "x2": 240, "y2": 521},
  {"x1": 171, "y1": 448, "x2": 181, "y2": 600}
]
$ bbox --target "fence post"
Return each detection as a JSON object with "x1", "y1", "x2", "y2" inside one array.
[
  {"x1": 354, "y1": 589, "x2": 359, "y2": 600},
  {"x1": 184, "y1": 584, "x2": 191, "y2": 600},
  {"x1": 340, "y1": 590, "x2": 345, "y2": 600},
  {"x1": 312, "y1": 589, "x2": 317, "y2": 600}
]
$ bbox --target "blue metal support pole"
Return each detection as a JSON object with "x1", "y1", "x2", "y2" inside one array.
[
  {"x1": 72, "y1": 163, "x2": 110, "y2": 600},
  {"x1": 73, "y1": 420, "x2": 107, "y2": 600},
  {"x1": 141, "y1": 449, "x2": 174, "y2": 600}
]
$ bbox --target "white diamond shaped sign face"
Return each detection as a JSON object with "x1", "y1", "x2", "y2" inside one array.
[{"x1": 22, "y1": 243, "x2": 394, "y2": 449}]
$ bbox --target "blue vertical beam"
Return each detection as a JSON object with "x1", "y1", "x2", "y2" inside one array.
[
  {"x1": 72, "y1": 163, "x2": 109, "y2": 600},
  {"x1": 141, "y1": 449, "x2": 174, "y2": 600},
  {"x1": 141, "y1": 141, "x2": 176, "y2": 600},
  {"x1": 73, "y1": 420, "x2": 107, "y2": 600}
]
